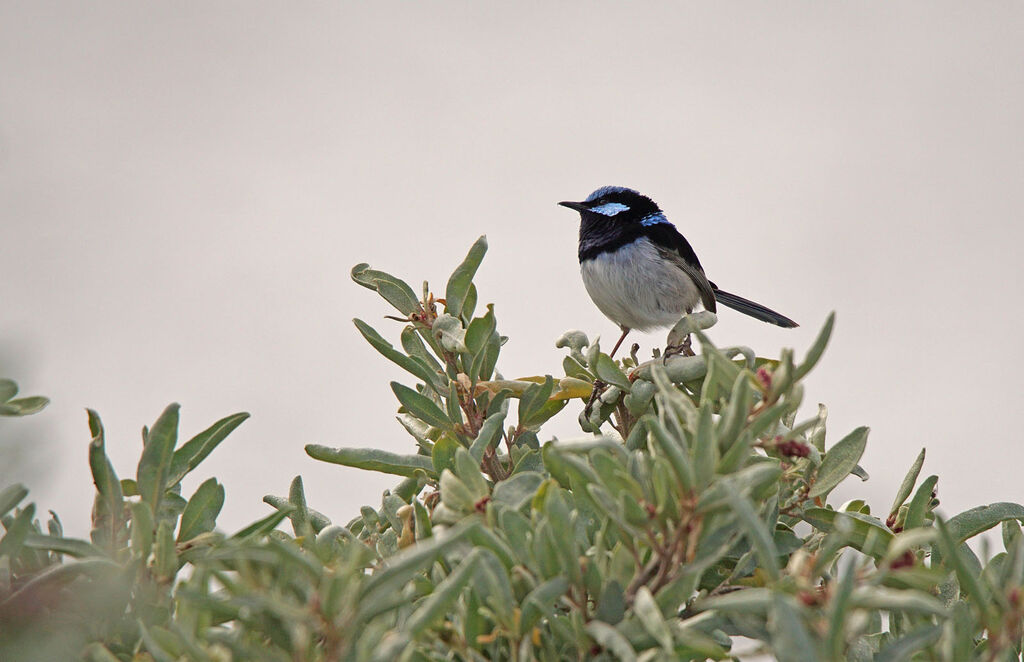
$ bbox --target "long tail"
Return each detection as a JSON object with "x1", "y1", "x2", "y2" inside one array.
[{"x1": 713, "y1": 288, "x2": 799, "y2": 328}]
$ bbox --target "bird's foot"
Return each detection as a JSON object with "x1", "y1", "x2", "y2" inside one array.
[
  {"x1": 662, "y1": 335, "x2": 694, "y2": 364},
  {"x1": 584, "y1": 379, "x2": 608, "y2": 418}
]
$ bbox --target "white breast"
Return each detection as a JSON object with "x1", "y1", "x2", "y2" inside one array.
[{"x1": 580, "y1": 238, "x2": 702, "y2": 331}]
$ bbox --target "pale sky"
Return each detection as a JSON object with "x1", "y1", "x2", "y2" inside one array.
[{"x1": 2, "y1": 2, "x2": 1023, "y2": 538}]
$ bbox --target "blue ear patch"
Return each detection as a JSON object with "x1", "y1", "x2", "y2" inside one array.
[
  {"x1": 640, "y1": 212, "x2": 669, "y2": 226},
  {"x1": 589, "y1": 202, "x2": 631, "y2": 216}
]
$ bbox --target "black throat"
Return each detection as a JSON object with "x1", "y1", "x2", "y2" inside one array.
[{"x1": 577, "y1": 215, "x2": 645, "y2": 262}]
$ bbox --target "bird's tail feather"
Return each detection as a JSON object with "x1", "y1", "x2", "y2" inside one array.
[{"x1": 713, "y1": 289, "x2": 798, "y2": 328}]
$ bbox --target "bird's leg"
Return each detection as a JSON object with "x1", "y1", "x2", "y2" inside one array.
[
  {"x1": 663, "y1": 334, "x2": 694, "y2": 363},
  {"x1": 584, "y1": 379, "x2": 607, "y2": 419},
  {"x1": 609, "y1": 326, "x2": 631, "y2": 359},
  {"x1": 586, "y1": 327, "x2": 630, "y2": 419}
]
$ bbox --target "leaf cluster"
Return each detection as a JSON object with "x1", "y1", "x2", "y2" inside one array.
[{"x1": 2, "y1": 238, "x2": 1023, "y2": 661}]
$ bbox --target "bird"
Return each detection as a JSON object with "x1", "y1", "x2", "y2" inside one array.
[{"x1": 559, "y1": 186, "x2": 797, "y2": 359}]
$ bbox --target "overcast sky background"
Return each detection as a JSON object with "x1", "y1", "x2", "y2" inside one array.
[{"x1": 2, "y1": 3, "x2": 1023, "y2": 539}]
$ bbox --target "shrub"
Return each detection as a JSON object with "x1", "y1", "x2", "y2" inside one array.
[{"x1": 2, "y1": 236, "x2": 1023, "y2": 661}]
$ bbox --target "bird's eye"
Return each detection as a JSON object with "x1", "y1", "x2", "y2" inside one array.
[{"x1": 589, "y1": 202, "x2": 630, "y2": 216}]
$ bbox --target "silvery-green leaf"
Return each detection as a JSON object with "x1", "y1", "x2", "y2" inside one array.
[
  {"x1": 492, "y1": 471, "x2": 543, "y2": 511},
  {"x1": 809, "y1": 426, "x2": 869, "y2": 498},
  {"x1": 432, "y1": 313, "x2": 468, "y2": 353},
  {"x1": 444, "y1": 235, "x2": 487, "y2": 319},
  {"x1": 946, "y1": 502, "x2": 1024, "y2": 543},
  {"x1": 585, "y1": 621, "x2": 636, "y2": 661},
  {"x1": 306, "y1": 445, "x2": 435, "y2": 478}
]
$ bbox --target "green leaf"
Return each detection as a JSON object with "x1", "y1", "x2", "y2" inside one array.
[
  {"x1": 585, "y1": 483, "x2": 644, "y2": 541},
  {"x1": 360, "y1": 521, "x2": 478, "y2": 613},
  {"x1": 167, "y1": 411, "x2": 249, "y2": 487},
  {"x1": 263, "y1": 493, "x2": 331, "y2": 534},
  {"x1": 716, "y1": 370, "x2": 754, "y2": 452},
  {"x1": 390, "y1": 382, "x2": 452, "y2": 430},
  {"x1": 83, "y1": 644, "x2": 121, "y2": 662},
  {"x1": 585, "y1": 622, "x2": 637, "y2": 661},
  {"x1": 903, "y1": 475, "x2": 938, "y2": 530},
  {"x1": 136, "y1": 403, "x2": 180, "y2": 509},
  {"x1": 22, "y1": 533, "x2": 104, "y2": 558},
  {"x1": 768, "y1": 595, "x2": 818, "y2": 662},
  {"x1": 230, "y1": 506, "x2": 293, "y2": 540},
  {"x1": 445, "y1": 235, "x2": 487, "y2": 319},
  {"x1": 0, "y1": 503, "x2": 35, "y2": 558},
  {"x1": 522, "y1": 397, "x2": 566, "y2": 430},
  {"x1": 440, "y1": 469, "x2": 477, "y2": 512},
  {"x1": 936, "y1": 518, "x2": 993, "y2": 622},
  {"x1": 469, "y1": 409, "x2": 506, "y2": 463},
  {"x1": 698, "y1": 461, "x2": 782, "y2": 514},
  {"x1": 306, "y1": 444, "x2": 436, "y2": 478},
  {"x1": 153, "y1": 520, "x2": 177, "y2": 581},
  {"x1": 462, "y1": 283, "x2": 478, "y2": 320},
  {"x1": 432, "y1": 313, "x2": 468, "y2": 353},
  {"x1": 594, "y1": 354, "x2": 631, "y2": 391},
  {"x1": 431, "y1": 434, "x2": 460, "y2": 474},
  {"x1": 889, "y1": 448, "x2": 926, "y2": 517},
  {"x1": 465, "y1": 305, "x2": 497, "y2": 356},
  {"x1": 825, "y1": 556, "x2": 857, "y2": 658},
  {"x1": 849, "y1": 586, "x2": 947, "y2": 617},
  {"x1": 136, "y1": 621, "x2": 178, "y2": 662},
  {"x1": 520, "y1": 577, "x2": 569, "y2": 635},
  {"x1": 177, "y1": 478, "x2": 225, "y2": 542},
  {"x1": 0, "y1": 396, "x2": 49, "y2": 415},
  {"x1": 87, "y1": 410, "x2": 125, "y2": 553},
  {"x1": 492, "y1": 471, "x2": 544, "y2": 511},
  {"x1": 0, "y1": 378, "x2": 16, "y2": 402},
  {"x1": 808, "y1": 426, "x2": 869, "y2": 498},
  {"x1": 792, "y1": 311, "x2": 834, "y2": 382},
  {"x1": 465, "y1": 525, "x2": 516, "y2": 570},
  {"x1": 475, "y1": 547, "x2": 516, "y2": 628},
  {"x1": 803, "y1": 508, "x2": 894, "y2": 558},
  {"x1": 874, "y1": 624, "x2": 943, "y2": 662},
  {"x1": 692, "y1": 404, "x2": 717, "y2": 488},
  {"x1": 130, "y1": 501, "x2": 155, "y2": 559},
  {"x1": 0, "y1": 484, "x2": 29, "y2": 518},
  {"x1": 466, "y1": 308, "x2": 500, "y2": 383},
  {"x1": 946, "y1": 502, "x2": 1024, "y2": 543},
  {"x1": 646, "y1": 415, "x2": 695, "y2": 496},
  {"x1": 727, "y1": 491, "x2": 781, "y2": 581},
  {"x1": 594, "y1": 580, "x2": 625, "y2": 625},
  {"x1": 413, "y1": 499, "x2": 432, "y2": 541},
  {"x1": 453, "y1": 447, "x2": 489, "y2": 499},
  {"x1": 697, "y1": 587, "x2": 772, "y2": 614},
  {"x1": 354, "y1": 319, "x2": 445, "y2": 392},
  {"x1": 518, "y1": 376, "x2": 555, "y2": 426},
  {"x1": 350, "y1": 263, "x2": 421, "y2": 315},
  {"x1": 406, "y1": 548, "x2": 482, "y2": 635},
  {"x1": 634, "y1": 586, "x2": 673, "y2": 651}
]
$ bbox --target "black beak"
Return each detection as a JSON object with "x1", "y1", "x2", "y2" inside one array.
[{"x1": 558, "y1": 201, "x2": 588, "y2": 212}]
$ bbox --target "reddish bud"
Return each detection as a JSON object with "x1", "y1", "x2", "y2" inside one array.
[
  {"x1": 777, "y1": 439, "x2": 811, "y2": 458},
  {"x1": 756, "y1": 367, "x2": 773, "y2": 390},
  {"x1": 798, "y1": 590, "x2": 821, "y2": 607},
  {"x1": 890, "y1": 550, "x2": 915, "y2": 570},
  {"x1": 474, "y1": 496, "x2": 491, "y2": 513}
]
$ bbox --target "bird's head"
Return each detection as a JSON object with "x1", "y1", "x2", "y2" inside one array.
[{"x1": 558, "y1": 186, "x2": 668, "y2": 227}]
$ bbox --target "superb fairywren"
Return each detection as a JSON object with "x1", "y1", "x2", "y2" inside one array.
[{"x1": 560, "y1": 186, "x2": 797, "y2": 358}]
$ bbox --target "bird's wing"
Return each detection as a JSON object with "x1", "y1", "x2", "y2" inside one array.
[{"x1": 644, "y1": 224, "x2": 717, "y2": 313}]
